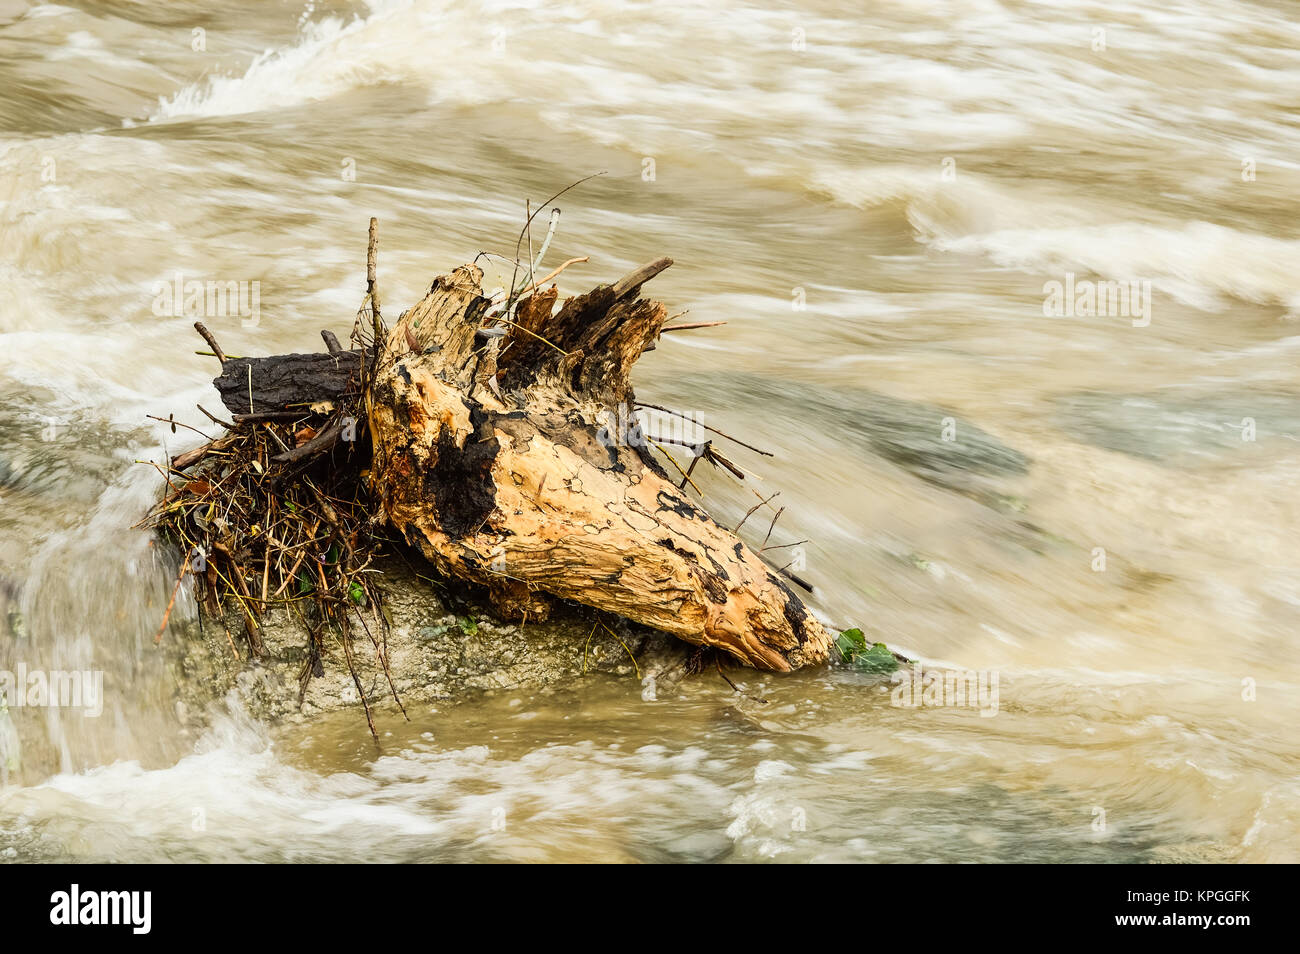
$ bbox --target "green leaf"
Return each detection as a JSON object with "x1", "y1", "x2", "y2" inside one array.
[
  {"x1": 835, "y1": 627, "x2": 868, "y2": 661},
  {"x1": 458, "y1": 616, "x2": 478, "y2": 636},
  {"x1": 834, "y1": 628, "x2": 899, "y2": 674},
  {"x1": 852, "y1": 642, "x2": 899, "y2": 675},
  {"x1": 348, "y1": 581, "x2": 365, "y2": 605}
]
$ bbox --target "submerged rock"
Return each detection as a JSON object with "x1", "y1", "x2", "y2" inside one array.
[
  {"x1": 173, "y1": 555, "x2": 689, "y2": 727},
  {"x1": 677, "y1": 373, "x2": 1030, "y2": 496},
  {"x1": 1053, "y1": 390, "x2": 1300, "y2": 465}
]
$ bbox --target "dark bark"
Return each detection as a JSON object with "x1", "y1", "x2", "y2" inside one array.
[{"x1": 213, "y1": 350, "x2": 368, "y2": 416}]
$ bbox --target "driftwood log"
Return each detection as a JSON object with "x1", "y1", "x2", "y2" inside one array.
[
  {"x1": 214, "y1": 351, "x2": 366, "y2": 416},
  {"x1": 209, "y1": 261, "x2": 833, "y2": 671}
]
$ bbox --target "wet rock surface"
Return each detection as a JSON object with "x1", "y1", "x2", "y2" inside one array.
[{"x1": 174, "y1": 556, "x2": 690, "y2": 727}]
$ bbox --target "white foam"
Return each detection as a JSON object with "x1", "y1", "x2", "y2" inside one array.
[{"x1": 815, "y1": 165, "x2": 1300, "y2": 316}]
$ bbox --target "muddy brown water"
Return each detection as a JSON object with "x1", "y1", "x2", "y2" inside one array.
[{"x1": 1, "y1": 0, "x2": 1298, "y2": 862}]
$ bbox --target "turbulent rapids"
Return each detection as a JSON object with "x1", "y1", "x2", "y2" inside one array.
[{"x1": 1, "y1": 0, "x2": 1299, "y2": 863}]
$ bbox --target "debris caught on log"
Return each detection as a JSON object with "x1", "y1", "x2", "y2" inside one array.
[{"x1": 143, "y1": 209, "x2": 849, "y2": 732}]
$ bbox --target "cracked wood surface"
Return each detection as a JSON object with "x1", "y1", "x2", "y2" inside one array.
[{"x1": 369, "y1": 263, "x2": 832, "y2": 671}]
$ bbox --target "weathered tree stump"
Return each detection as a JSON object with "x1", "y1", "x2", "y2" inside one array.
[
  {"x1": 206, "y1": 261, "x2": 833, "y2": 671},
  {"x1": 365, "y1": 262, "x2": 832, "y2": 671}
]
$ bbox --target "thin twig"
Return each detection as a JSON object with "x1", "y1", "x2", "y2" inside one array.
[
  {"x1": 154, "y1": 558, "x2": 190, "y2": 645},
  {"x1": 196, "y1": 404, "x2": 232, "y2": 429},
  {"x1": 660, "y1": 321, "x2": 728, "y2": 333},
  {"x1": 735, "y1": 491, "x2": 779, "y2": 532},
  {"x1": 492, "y1": 314, "x2": 569, "y2": 355},
  {"x1": 147, "y1": 414, "x2": 214, "y2": 443},
  {"x1": 193, "y1": 322, "x2": 226, "y2": 364},
  {"x1": 635, "y1": 402, "x2": 774, "y2": 457},
  {"x1": 600, "y1": 622, "x2": 641, "y2": 679},
  {"x1": 490, "y1": 256, "x2": 589, "y2": 307},
  {"x1": 367, "y1": 217, "x2": 383, "y2": 357},
  {"x1": 650, "y1": 440, "x2": 702, "y2": 496},
  {"x1": 507, "y1": 173, "x2": 605, "y2": 311},
  {"x1": 759, "y1": 506, "x2": 786, "y2": 550}
]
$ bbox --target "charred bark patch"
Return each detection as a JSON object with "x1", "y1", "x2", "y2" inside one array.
[
  {"x1": 698, "y1": 569, "x2": 730, "y2": 604},
  {"x1": 423, "y1": 403, "x2": 500, "y2": 537},
  {"x1": 770, "y1": 570, "x2": 813, "y2": 647},
  {"x1": 655, "y1": 489, "x2": 701, "y2": 520}
]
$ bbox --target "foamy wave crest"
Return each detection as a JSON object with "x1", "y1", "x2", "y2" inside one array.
[
  {"x1": 818, "y1": 166, "x2": 1300, "y2": 317},
  {"x1": 152, "y1": 0, "x2": 489, "y2": 121},
  {"x1": 934, "y1": 221, "x2": 1300, "y2": 317}
]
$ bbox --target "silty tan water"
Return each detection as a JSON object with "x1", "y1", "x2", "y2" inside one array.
[{"x1": 0, "y1": 0, "x2": 1297, "y2": 861}]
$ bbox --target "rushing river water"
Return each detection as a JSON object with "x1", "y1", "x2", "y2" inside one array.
[{"x1": 2, "y1": 0, "x2": 1299, "y2": 862}]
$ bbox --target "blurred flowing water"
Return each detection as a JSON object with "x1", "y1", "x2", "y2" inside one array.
[{"x1": 1, "y1": 0, "x2": 1298, "y2": 861}]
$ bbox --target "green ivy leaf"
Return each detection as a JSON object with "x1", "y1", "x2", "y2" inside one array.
[
  {"x1": 835, "y1": 627, "x2": 868, "y2": 661},
  {"x1": 835, "y1": 628, "x2": 899, "y2": 674},
  {"x1": 853, "y1": 642, "x2": 899, "y2": 674}
]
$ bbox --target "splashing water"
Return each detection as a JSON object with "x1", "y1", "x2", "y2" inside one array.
[{"x1": 1, "y1": 0, "x2": 1298, "y2": 862}]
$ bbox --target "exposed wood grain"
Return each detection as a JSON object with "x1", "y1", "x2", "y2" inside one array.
[{"x1": 368, "y1": 262, "x2": 831, "y2": 671}]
